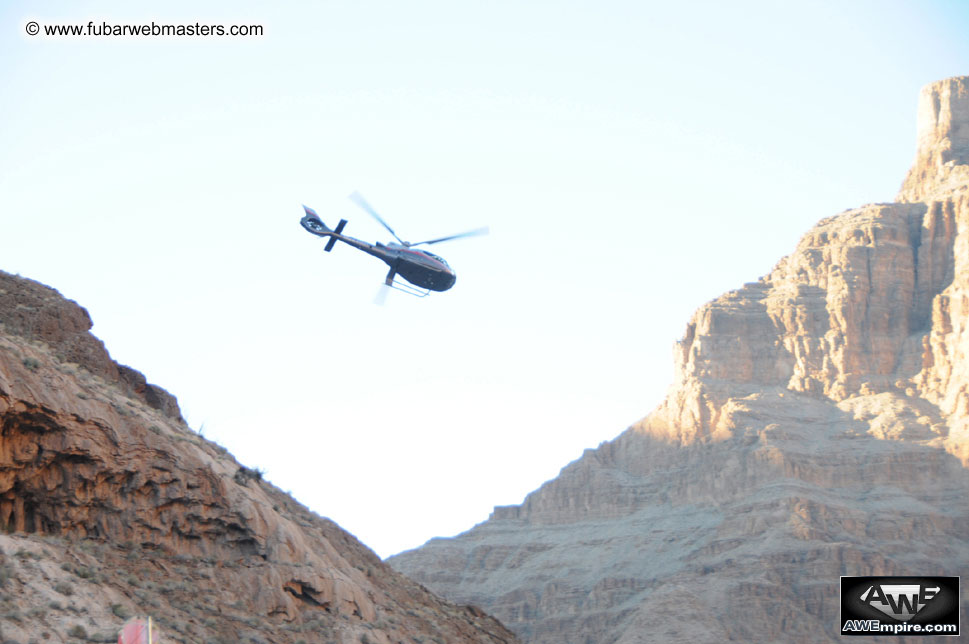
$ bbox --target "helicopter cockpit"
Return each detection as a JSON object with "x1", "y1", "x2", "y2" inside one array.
[{"x1": 420, "y1": 250, "x2": 449, "y2": 266}]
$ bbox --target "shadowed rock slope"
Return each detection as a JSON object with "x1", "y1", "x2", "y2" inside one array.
[
  {"x1": 389, "y1": 76, "x2": 969, "y2": 643},
  {"x1": 0, "y1": 272, "x2": 518, "y2": 644}
]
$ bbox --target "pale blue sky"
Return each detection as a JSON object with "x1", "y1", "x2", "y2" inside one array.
[{"x1": 2, "y1": 1, "x2": 967, "y2": 557}]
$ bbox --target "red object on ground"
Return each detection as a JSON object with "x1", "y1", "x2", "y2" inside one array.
[{"x1": 118, "y1": 618, "x2": 153, "y2": 644}]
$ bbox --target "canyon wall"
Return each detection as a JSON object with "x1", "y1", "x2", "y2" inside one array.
[
  {"x1": 0, "y1": 272, "x2": 517, "y2": 644},
  {"x1": 390, "y1": 76, "x2": 969, "y2": 643}
]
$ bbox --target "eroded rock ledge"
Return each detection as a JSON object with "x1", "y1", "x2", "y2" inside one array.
[{"x1": 0, "y1": 271, "x2": 182, "y2": 421}]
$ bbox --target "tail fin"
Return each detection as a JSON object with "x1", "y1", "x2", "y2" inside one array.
[
  {"x1": 301, "y1": 206, "x2": 349, "y2": 252},
  {"x1": 301, "y1": 205, "x2": 331, "y2": 236}
]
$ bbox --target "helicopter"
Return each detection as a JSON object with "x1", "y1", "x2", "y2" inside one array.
[{"x1": 300, "y1": 192, "x2": 488, "y2": 296}]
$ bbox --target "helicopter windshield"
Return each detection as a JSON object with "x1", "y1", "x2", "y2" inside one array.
[{"x1": 421, "y1": 250, "x2": 449, "y2": 266}]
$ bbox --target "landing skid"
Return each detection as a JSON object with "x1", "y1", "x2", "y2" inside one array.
[{"x1": 387, "y1": 279, "x2": 430, "y2": 297}]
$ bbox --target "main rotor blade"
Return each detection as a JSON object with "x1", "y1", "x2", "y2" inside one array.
[
  {"x1": 374, "y1": 283, "x2": 390, "y2": 306},
  {"x1": 348, "y1": 192, "x2": 407, "y2": 246},
  {"x1": 410, "y1": 226, "x2": 490, "y2": 247}
]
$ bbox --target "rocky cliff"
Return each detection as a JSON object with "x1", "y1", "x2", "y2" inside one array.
[
  {"x1": 389, "y1": 76, "x2": 969, "y2": 643},
  {"x1": 0, "y1": 272, "x2": 518, "y2": 643}
]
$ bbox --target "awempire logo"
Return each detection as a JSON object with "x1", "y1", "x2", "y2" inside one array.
[{"x1": 841, "y1": 576, "x2": 959, "y2": 636}]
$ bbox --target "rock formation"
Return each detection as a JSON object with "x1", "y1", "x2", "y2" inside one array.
[
  {"x1": 0, "y1": 272, "x2": 517, "y2": 643},
  {"x1": 389, "y1": 76, "x2": 969, "y2": 643}
]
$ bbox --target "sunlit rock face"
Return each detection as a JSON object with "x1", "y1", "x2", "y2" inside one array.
[
  {"x1": 0, "y1": 272, "x2": 519, "y2": 644},
  {"x1": 899, "y1": 76, "x2": 969, "y2": 202},
  {"x1": 389, "y1": 76, "x2": 969, "y2": 644}
]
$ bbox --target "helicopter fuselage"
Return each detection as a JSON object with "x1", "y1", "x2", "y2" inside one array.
[
  {"x1": 348, "y1": 237, "x2": 456, "y2": 292},
  {"x1": 376, "y1": 242, "x2": 457, "y2": 291},
  {"x1": 302, "y1": 214, "x2": 456, "y2": 292}
]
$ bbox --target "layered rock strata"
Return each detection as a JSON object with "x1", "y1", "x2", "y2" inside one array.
[
  {"x1": 0, "y1": 272, "x2": 517, "y2": 644},
  {"x1": 390, "y1": 76, "x2": 969, "y2": 643}
]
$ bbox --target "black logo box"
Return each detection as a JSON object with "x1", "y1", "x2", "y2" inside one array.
[{"x1": 841, "y1": 576, "x2": 960, "y2": 637}]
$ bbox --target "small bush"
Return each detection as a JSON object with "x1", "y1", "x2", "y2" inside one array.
[
  {"x1": 67, "y1": 624, "x2": 87, "y2": 639},
  {"x1": 110, "y1": 603, "x2": 130, "y2": 619},
  {"x1": 234, "y1": 466, "x2": 264, "y2": 486},
  {"x1": 54, "y1": 582, "x2": 74, "y2": 596},
  {"x1": 22, "y1": 357, "x2": 40, "y2": 371}
]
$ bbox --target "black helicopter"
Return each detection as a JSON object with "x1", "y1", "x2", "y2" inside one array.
[{"x1": 300, "y1": 192, "x2": 488, "y2": 296}]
